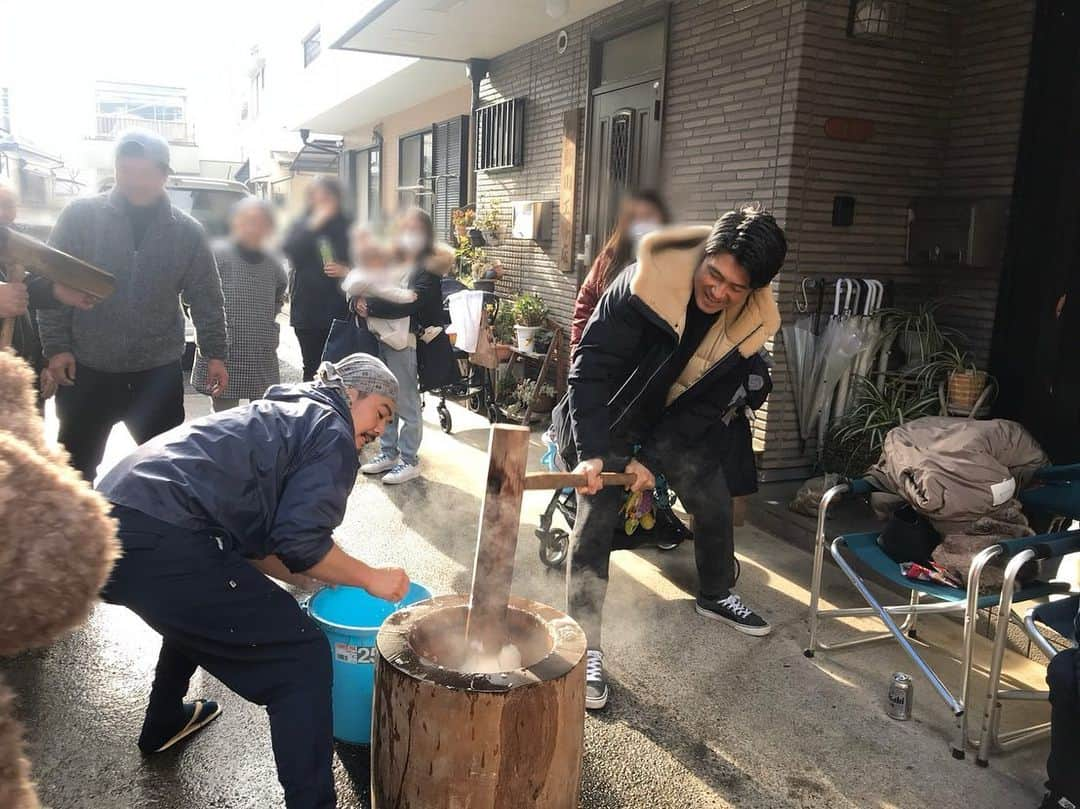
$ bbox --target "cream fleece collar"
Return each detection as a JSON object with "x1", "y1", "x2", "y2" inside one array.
[{"x1": 628, "y1": 224, "x2": 781, "y2": 360}]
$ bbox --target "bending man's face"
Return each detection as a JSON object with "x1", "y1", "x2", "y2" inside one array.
[
  {"x1": 693, "y1": 252, "x2": 752, "y2": 315},
  {"x1": 348, "y1": 391, "x2": 395, "y2": 450}
]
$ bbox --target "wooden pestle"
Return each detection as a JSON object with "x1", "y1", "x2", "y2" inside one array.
[
  {"x1": 465, "y1": 424, "x2": 531, "y2": 656},
  {"x1": 524, "y1": 471, "x2": 637, "y2": 490}
]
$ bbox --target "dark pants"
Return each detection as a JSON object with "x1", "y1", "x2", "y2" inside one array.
[
  {"x1": 56, "y1": 361, "x2": 184, "y2": 481},
  {"x1": 295, "y1": 326, "x2": 331, "y2": 382},
  {"x1": 102, "y1": 507, "x2": 336, "y2": 809},
  {"x1": 1047, "y1": 648, "x2": 1080, "y2": 802},
  {"x1": 567, "y1": 450, "x2": 735, "y2": 648}
]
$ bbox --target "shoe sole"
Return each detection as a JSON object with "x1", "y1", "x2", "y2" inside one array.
[
  {"x1": 382, "y1": 471, "x2": 421, "y2": 485},
  {"x1": 151, "y1": 702, "x2": 222, "y2": 753},
  {"x1": 695, "y1": 603, "x2": 772, "y2": 636},
  {"x1": 585, "y1": 690, "x2": 608, "y2": 710},
  {"x1": 361, "y1": 462, "x2": 399, "y2": 475}
]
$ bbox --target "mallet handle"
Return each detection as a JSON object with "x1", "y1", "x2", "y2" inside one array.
[{"x1": 523, "y1": 472, "x2": 637, "y2": 490}]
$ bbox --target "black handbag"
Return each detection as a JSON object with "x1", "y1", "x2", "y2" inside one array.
[
  {"x1": 417, "y1": 331, "x2": 460, "y2": 391},
  {"x1": 322, "y1": 316, "x2": 381, "y2": 364}
]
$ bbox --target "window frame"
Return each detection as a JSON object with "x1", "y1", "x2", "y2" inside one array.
[{"x1": 397, "y1": 127, "x2": 435, "y2": 217}]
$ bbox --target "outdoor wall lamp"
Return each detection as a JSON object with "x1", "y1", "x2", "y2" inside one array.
[{"x1": 847, "y1": 0, "x2": 905, "y2": 40}]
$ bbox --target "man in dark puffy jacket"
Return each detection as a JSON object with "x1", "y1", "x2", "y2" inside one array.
[
  {"x1": 97, "y1": 354, "x2": 410, "y2": 809},
  {"x1": 554, "y1": 206, "x2": 786, "y2": 710}
]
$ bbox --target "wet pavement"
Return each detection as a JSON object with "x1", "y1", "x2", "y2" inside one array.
[{"x1": 2, "y1": 325, "x2": 1051, "y2": 808}]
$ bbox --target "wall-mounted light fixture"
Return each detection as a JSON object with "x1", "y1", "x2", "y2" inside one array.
[{"x1": 847, "y1": 0, "x2": 905, "y2": 40}]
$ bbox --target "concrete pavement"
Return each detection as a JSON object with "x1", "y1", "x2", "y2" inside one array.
[{"x1": 2, "y1": 326, "x2": 1051, "y2": 808}]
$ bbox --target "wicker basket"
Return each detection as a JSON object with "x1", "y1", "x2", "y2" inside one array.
[{"x1": 948, "y1": 370, "x2": 988, "y2": 411}]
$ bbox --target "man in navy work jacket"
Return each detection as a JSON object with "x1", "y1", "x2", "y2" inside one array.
[
  {"x1": 97, "y1": 353, "x2": 410, "y2": 809},
  {"x1": 554, "y1": 206, "x2": 787, "y2": 710}
]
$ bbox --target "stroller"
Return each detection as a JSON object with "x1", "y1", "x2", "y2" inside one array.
[
  {"x1": 534, "y1": 428, "x2": 695, "y2": 568},
  {"x1": 425, "y1": 278, "x2": 501, "y2": 434}
]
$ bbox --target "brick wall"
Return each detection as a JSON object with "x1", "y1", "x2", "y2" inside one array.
[{"x1": 476, "y1": 0, "x2": 1033, "y2": 479}]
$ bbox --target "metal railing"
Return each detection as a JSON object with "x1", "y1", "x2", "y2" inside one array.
[{"x1": 95, "y1": 114, "x2": 193, "y2": 143}]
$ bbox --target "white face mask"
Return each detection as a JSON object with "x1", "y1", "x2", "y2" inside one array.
[
  {"x1": 629, "y1": 221, "x2": 660, "y2": 242},
  {"x1": 397, "y1": 230, "x2": 426, "y2": 256}
]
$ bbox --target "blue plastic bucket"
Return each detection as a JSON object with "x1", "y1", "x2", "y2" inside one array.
[{"x1": 307, "y1": 583, "x2": 432, "y2": 744}]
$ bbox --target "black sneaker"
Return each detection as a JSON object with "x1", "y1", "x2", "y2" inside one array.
[
  {"x1": 585, "y1": 649, "x2": 608, "y2": 710},
  {"x1": 138, "y1": 699, "x2": 222, "y2": 754},
  {"x1": 695, "y1": 593, "x2": 772, "y2": 636},
  {"x1": 1040, "y1": 794, "x2": 1078, "y2": 809}
]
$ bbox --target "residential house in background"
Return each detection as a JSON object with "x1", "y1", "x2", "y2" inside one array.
[{"x1": 324, "y1": 0, "x2": 1069, "y2": 482}]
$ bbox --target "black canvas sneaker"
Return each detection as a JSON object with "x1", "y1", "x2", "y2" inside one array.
[
  {"x1": 585, "y1": 649, "x2": 608, "y2": 710},
  {"x1": 695, "y1": 593, "x2": 772, "y2": 636}
]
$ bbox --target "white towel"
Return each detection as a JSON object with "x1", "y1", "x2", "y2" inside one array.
[{"x1": 446, "y1": 290, "x2": 486, "y2": 354}]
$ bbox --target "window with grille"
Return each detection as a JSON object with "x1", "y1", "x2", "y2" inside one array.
[
  {"x1": 303, "y1": 27, "x2": 321, "y2": 67},
  {"x1": 474, "y1": 98, "x2": 525, "y2": 172}
]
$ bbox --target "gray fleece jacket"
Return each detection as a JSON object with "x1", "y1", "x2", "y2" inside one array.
[{"x1": 37, "y1": 190, "x2": 228, "y2": 372}]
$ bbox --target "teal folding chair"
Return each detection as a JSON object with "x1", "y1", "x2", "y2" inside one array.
[
  {"x1": 970, "y1": 463, "x2": 1080, "y2": 766},
  {"x1": 806, "y1": 477, "x2": 1068, "y2": 759}
]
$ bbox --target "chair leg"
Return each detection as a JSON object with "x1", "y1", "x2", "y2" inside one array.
[
  {"x1": 904, "y1": 590, "x2": 921, "y2": 639},
  {"x1": 953, "y1": 545, "x2": 1003, "y2": 759},
  {"x1": 806, "y1": 483, "x2": 849, "y2": 657},
  {"x1": 975, "y1": 549, "x2": 1036, "y2": 767}
]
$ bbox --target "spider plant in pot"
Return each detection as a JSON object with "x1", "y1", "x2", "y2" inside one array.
[
  {"x1": 927, "y1": 343, "x2": 993, "y2": 414},
  {"x1": 512, "y1": 292, "x2": 548, "y2": 352},
  {"x1": 824, "y1": 376, "x2": 940, "y2": 477},
  {"x1": 880, "y1": 302, "x2": 955, "y2": 370}
]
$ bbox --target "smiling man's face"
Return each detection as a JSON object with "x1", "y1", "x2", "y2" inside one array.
[{"x1": 693, "y1": 252, "x2": 752, "y2": 314}]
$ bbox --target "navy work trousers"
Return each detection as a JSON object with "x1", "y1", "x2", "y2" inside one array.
[{"x1": 102, "y1": 506, "x2": 336, "y2": 809}]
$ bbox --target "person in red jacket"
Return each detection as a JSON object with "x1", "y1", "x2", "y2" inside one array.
[{"x1": 570, "y1": 190, "x2": 669, "y2": 354}]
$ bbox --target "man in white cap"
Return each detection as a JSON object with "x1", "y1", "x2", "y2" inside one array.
[
  {"x1": 97, "y1": 352, "x2": 409, "y2": 809},
  {"x1": 37, "y1": 129, "x2": 229, "y2": 480}
]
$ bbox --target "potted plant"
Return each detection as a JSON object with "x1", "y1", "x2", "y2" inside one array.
[
  {"x1": 880, "y1": 303, "x2": 954, "y2": 369},
  {"x1": 477, "y1": 206, "x2": 502, "y2": 246},
  {"x1": 452, "y1": 207, "x2": 475, "y2": 242},
  {"x1": 492, "y1": 305, "x2": 516, "y2": 362},
  {"x1": 515, "y1": 379, "x2": 557, "y2": 414},
  {"x1": 933, "y1": 344, "x2": 993, "y2": 414},
  {"x1": 496, "y1": 371, "x2": 518, "y2": 405},
  {"x1": 512, "y1": 292, "x2": 548, "y2": 352}
]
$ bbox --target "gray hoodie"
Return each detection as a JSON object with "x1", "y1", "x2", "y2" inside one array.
[{"x1": 37, "y1": 189, "x2": 228, "y2": 372}]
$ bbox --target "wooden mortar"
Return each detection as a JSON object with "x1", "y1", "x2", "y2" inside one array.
[{"x1": 371, "y1": 594, "x2": 586, "y2": 808}]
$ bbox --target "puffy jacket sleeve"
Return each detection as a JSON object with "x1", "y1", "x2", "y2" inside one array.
[
  {"x1": 267, "y1": 419, "x2": 358, "y2": 572},
  {"x1": 570, "y1": 255, "x2": 609, "y2": 351},
  {"x1": 568, "y1": 287, "x2": 648, "y2": 462}
]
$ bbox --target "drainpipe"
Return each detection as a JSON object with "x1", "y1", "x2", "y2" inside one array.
[{"x1": 465, "y1": 58, "x2": 490, "y2": 205}]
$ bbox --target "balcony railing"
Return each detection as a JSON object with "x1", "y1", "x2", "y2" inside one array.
[{"x1": 95, "y1": 114, "x2": 193, "y2": 144}]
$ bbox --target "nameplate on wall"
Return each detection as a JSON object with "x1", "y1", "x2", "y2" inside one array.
[{"x1": 558, "y1": 108, "x2": 582, "y2": 274}]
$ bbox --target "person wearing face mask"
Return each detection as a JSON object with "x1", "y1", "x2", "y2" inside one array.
[
  {"x1": 553, "y1": 206, "x2": 786, "y2": 710},
  {"x1": 355, "y1": 207, "x2": 449, "y2": 485},
  {"x1": 570, "y1": 189, "x2": 670, "y2": 355},
  {"x1": 282, "y1": 177, "x2": 351, "y2": 381}
]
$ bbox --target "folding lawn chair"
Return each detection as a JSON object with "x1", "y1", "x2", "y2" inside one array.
[
  {"x1": 806, "y1": 477, "x2": 1070, "y2": 760},
  {"x1": 971, "y1": 462, "x2": 1080, "y2": 766}
]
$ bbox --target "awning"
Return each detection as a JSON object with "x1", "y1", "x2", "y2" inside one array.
[
  {"x1": 0, "y1": 138, "x2": 63, "y2": 170},
  {"x1": 290, "y1": 138, "x2": 343, "y2": 173},
  {"x1": 331, "y1": 0, "x2": 621, "y2": 61}
]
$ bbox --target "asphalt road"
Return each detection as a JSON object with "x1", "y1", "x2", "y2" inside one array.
[{"x1": 2, "y1": 326, "x2": 1050, "y2": 808}]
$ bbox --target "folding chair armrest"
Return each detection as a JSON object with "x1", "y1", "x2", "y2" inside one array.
[
  {"x1": 1033, "y1": 463, "x2": 1080, "y2": 482},
  {"x1": 998, "y1": 529, "x2": 1080, "y2": 561}
]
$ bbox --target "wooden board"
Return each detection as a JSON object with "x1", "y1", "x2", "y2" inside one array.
[
  {"x1": 465, "y1": 424, "x2": 531, "y2": 654},
  {"x1": 0, "y1": 227, "x2": 115, "y2": 300},
  {"x1": 557, "y1": 108, "x2": 581, "y2": 274}
]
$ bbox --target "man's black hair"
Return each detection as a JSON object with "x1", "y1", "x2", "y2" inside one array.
[{"x1": 704, "y1": 204, "x2": 787, "y2": 288}]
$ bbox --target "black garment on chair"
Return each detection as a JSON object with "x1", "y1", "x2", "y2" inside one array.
[
  {"x1": 417, "y1": 331, "x2": 459, "y2": 391},
  {"x1": 877, "y1": 504, "x2": 941, "y2": 564}
]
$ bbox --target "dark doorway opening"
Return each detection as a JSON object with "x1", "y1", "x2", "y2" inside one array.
[{"x1": 990, "y1": 0, "x2": 1080, "y2": 461}]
